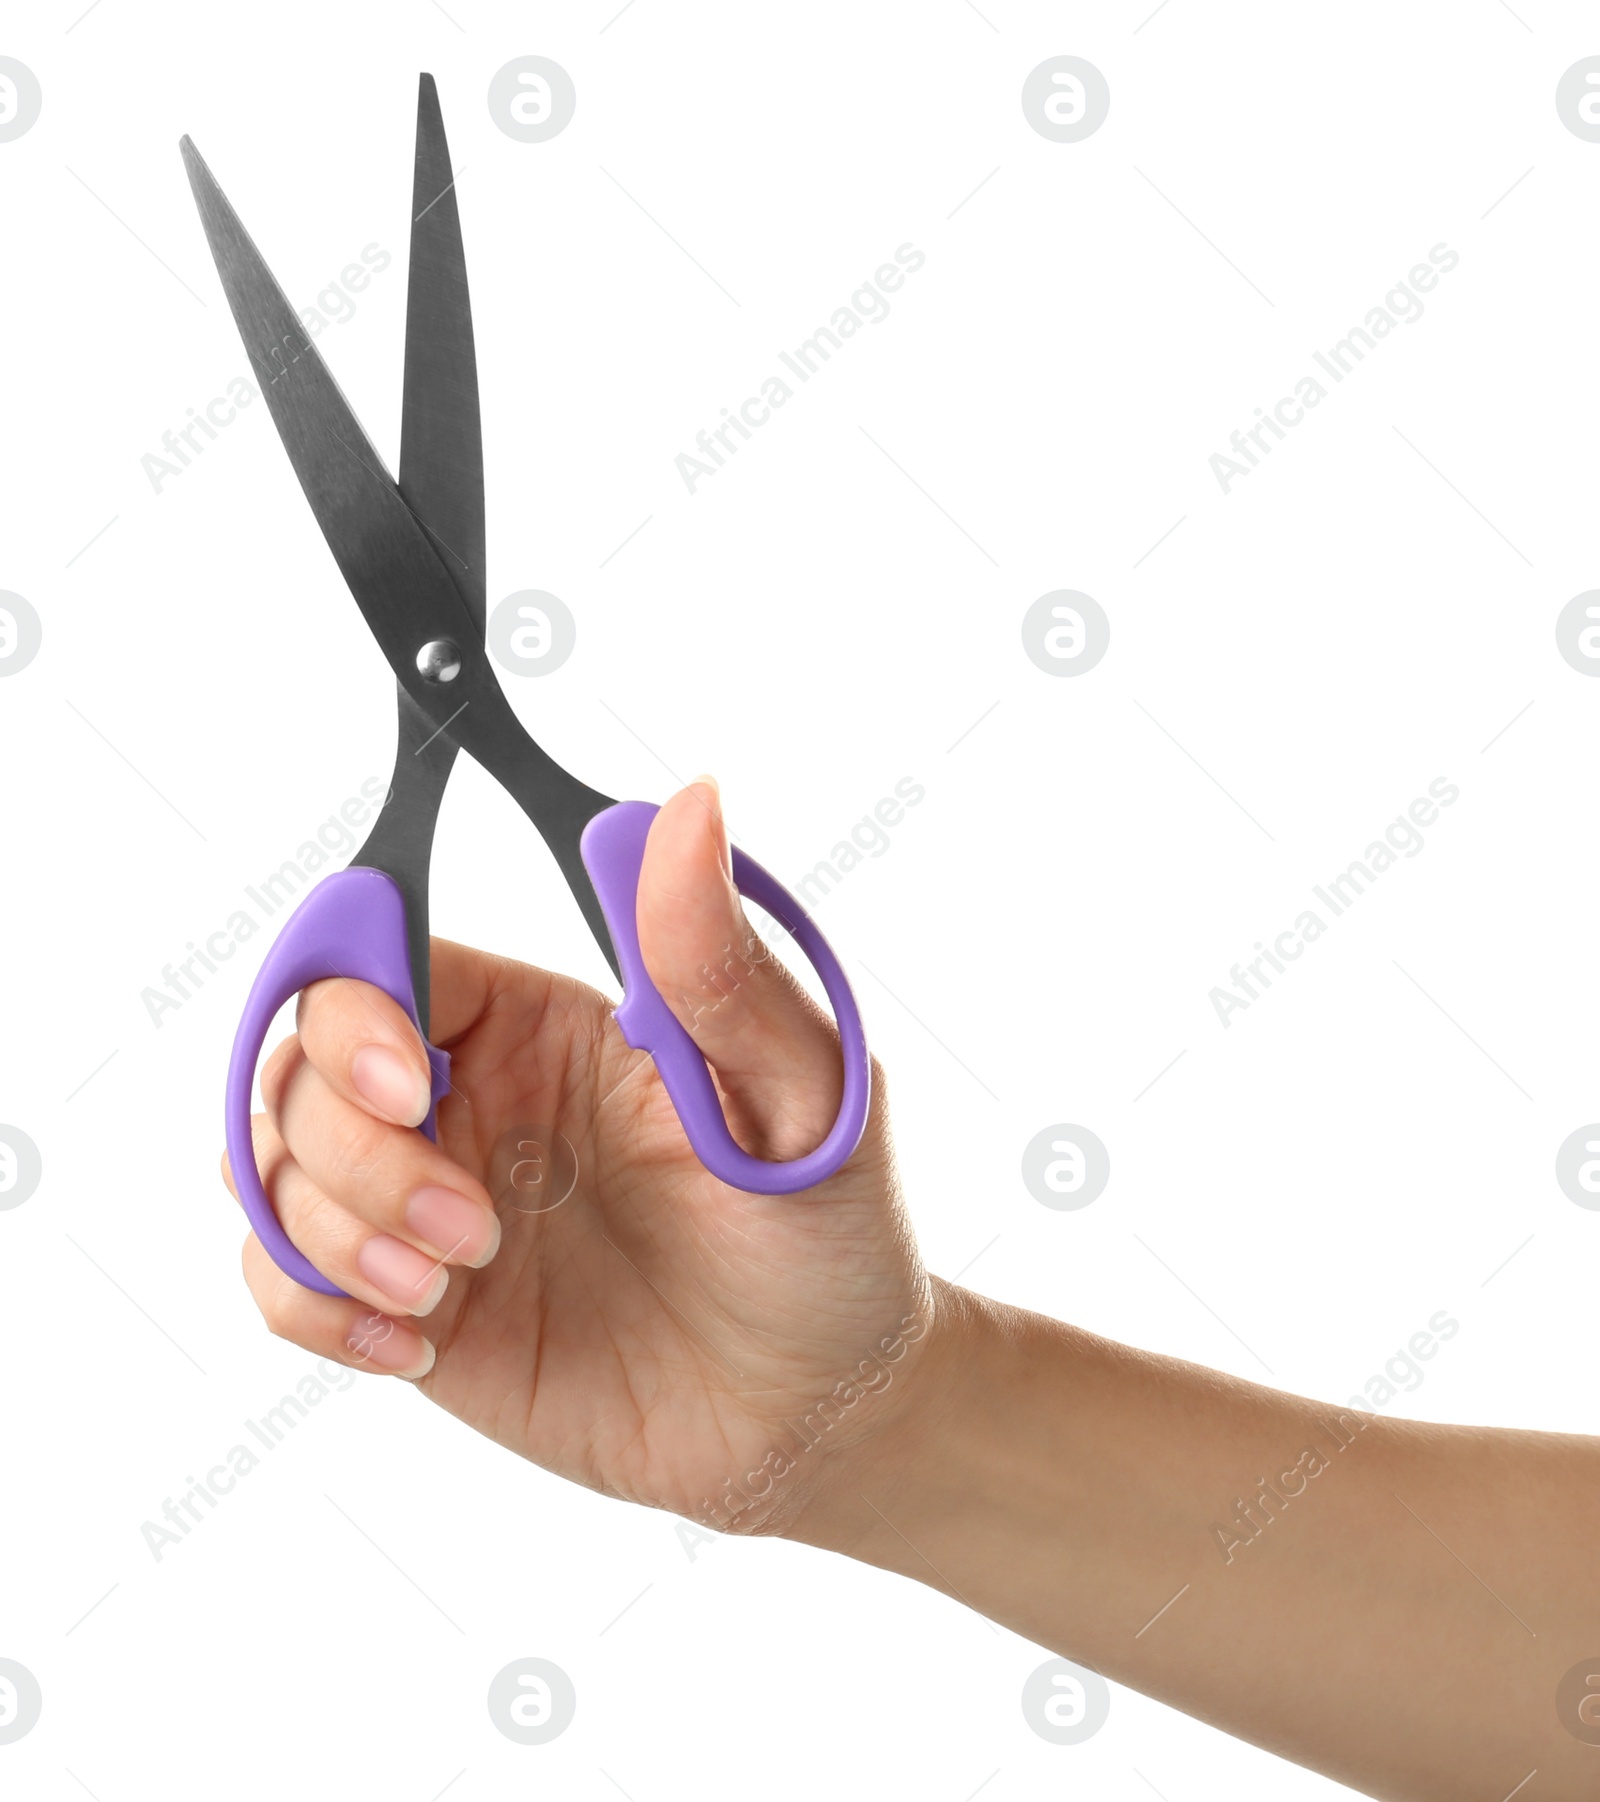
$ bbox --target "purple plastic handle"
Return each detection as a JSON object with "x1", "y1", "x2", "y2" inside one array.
[
  {"x1": 224, "y1": 866, "x2": 451, "y2": 1297},
  {"x1": 580, "y1": 800, "x2": 870, "y2": 1193}
]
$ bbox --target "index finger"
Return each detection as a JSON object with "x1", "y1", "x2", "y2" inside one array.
[{"x1": 295, "y1": 975, "x2": 435, "y2": 1127}]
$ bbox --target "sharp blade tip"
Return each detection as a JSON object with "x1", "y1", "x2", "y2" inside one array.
[{"x1": 178, "y1": 136, "x2": 212, "y2": 184}]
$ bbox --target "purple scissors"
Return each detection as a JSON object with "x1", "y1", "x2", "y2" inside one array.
[{"x1": 184, "y1": 76, "x2": 870, "y2": 1299}]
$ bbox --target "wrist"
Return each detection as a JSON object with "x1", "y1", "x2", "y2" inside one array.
[{"x1": 778, "y1": 1275, "x2": 1026, "y2": 1573}]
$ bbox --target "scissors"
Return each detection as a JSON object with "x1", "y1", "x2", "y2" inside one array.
[{"x1": 185, "y1": 75, "x2": 870, "y2": 1299}]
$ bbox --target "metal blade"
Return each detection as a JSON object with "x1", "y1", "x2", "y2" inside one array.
[
  {"x1": 179, "y1": 134, "x2": 478, "y2": 653},
  {"x1": 181, "y1": 129, "x2": 488, "y2": 1029},
  {"x1": 400, "y1": 72, "x2": 485, "y2": 633},
  {"x1": 362, "y1": 72, "x2": 486, "y2": 1036},
  {"x1": 181, "y1": 127, "x2": 622, "y2": 986}
]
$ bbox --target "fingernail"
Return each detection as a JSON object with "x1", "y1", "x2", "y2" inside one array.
[
  {"x1": 351, "y1": 1045, "x2": 431, "y2": 1127},
  {"x1": 406, "y1": 1185, "x2": 500, "y2": 1268},
  {"x1": 345, "y1": 1314, "x2": 435, "y2": 1379},
  {"x1": 690, "y1": 773, "x2": 732, "y2": 880},
  {"x1": 356, "y1": 1234, "x2": 449, "y2": 1315}
]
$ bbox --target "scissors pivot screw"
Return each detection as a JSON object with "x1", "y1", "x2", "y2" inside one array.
[{"x1": 416, "y1": 638, "x2": 462, "y2": 683}]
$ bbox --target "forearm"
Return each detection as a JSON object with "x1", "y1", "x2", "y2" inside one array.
[{"x1": 787, "y1": 1279, "x2": 1600, "y2": 1800}]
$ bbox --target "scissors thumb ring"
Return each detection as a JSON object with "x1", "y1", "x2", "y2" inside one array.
[{"x1": 583, "y1": 801, "x2": 871, "y2": 1193}]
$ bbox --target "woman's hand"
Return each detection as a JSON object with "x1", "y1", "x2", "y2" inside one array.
[
  {"x1": 221, "y1": 778, "x2": 931, "y2": 1535},
  {"x1": 221, "y1": 777, "x2": 1600, "y2": 1797}
]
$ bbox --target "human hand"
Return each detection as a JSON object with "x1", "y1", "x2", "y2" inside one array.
[{"x1": 221, "y1": 778, "x2": 931, "y2": 1534}]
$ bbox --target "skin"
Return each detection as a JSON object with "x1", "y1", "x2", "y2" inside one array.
[{"x1": 223, "y1": 779, "x2": 1600, "y2": 1801}]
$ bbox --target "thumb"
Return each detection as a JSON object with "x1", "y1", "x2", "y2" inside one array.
[{"x1": 634, "y1": 777, "x2": 843, "y2": 1160}]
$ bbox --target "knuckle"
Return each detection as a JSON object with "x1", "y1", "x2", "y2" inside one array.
[
  {"x1": 248, "y1": 1111, "x2": 284, "y2": 1178},
  {"x1": 294, "y1": 978, "x2": 339, "y2": 1048},
  {"x1": 323, "y1": 1109, "x2": 396, "y2": 1194},
  {"x1": 240, "y1": 1237, "x2": 287, "y2": 1333},
  {"x1": 292, "y1": 1182, "x2": 353, "y2": 1257},
  {"x1": 258, "y1": 1033, "x2": 304, "y2": 1119},
  {"x1": 262, "y1": 1309, "x2": 295, "y2": 1345},
  {"x1": 242, "y1": 1236, "x2": 322, "y2": 1349},
  {"x1": 258, "y1": 1271, "x2": 302, "y2": 1340}
]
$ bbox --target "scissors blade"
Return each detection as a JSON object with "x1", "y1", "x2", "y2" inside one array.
[
  {"x1": 179, "y1": 134, "x2": 480, "y2": 650},
  {"x1": 182, "y1": 123, "x2": 622, "y2": 987},
  {"x1": 359, "y1": 74, "x2": 487, "y2": 1037},
  {"x1": 400, "y1": 72, "x2": 485, "y2": 633},
  {"x1": 181, "y1": 129, "x2": 485, "y2": 1031}
]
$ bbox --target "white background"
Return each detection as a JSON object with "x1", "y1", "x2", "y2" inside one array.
[{"x1": 2, "y1": 1, "x2": 1595, "y2": 1796}]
